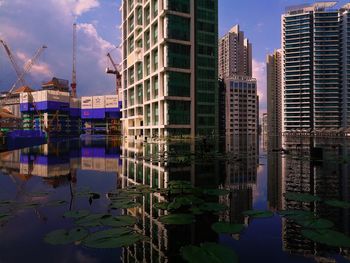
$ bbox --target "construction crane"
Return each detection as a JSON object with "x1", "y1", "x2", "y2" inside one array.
[
  {"x1": 106, "y1": 51, "x2": 121, "y2": 95},
  {"x1": 0, "y1": 39, "x2": 26, "y2": 87},
  {"x1": 10, "y1": 45, "x2": 47, "y2": 93},
  {"x1": 71, "y1": 23, "x2": 77, "y2": 98}
]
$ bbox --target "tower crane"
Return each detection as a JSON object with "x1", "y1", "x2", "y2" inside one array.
[
  {"x1": 0, "y1": 39, "x2": 26, "y2": 87},
  {"x1": 106, "y1": 51, "x2": 121, "y2": 95},
  {"x1": 9, "y1": 45, "x2": 47, "y2": 93},
  {"x1": 71, "y1": 23, "x2": 77, "y2": 98}
]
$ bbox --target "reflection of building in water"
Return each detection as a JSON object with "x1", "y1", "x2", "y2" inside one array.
[
  {"x1": 267, "y1": 137, "x2": 282, "y2": 211},
  {"x1": 282, "y1": 136, "x2": 350, "y2": 260},
  {"x1": 0, "y1": 139, "x2": 122, "y2": 187},
  {"x1": 221, "y1": 134, "x2": 258, "y2": 224}
]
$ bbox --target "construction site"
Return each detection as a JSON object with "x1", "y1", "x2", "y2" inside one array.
[{"x1": 0, "y1": 24, "x2": 122, "y2": 151}]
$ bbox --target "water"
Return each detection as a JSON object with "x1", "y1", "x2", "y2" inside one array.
[{"x1": 0, "y1": 135, "x2": 349, "y2": 263}]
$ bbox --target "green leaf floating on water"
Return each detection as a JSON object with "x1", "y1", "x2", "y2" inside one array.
[
  {"x1": 296, "y1": 218, "x2": 334, "y2": 229},
  {"x1": 211, "y1": 222, "x2": 244, "y2": 234},
  {"x1": 203, "y1": 189, "x2": 231, "y2": 196},
  {"x1": 278, "y1": 210, "x2": 315, "y2": 221},
  {"x1": 301, "y1": 229, "x2": 350, "y2": 247},
  {"x1": 325, "y1": 200, "x2": 350, "y2": 209},
  {"x1": 18, "y1": 202, "x2": 41, "y2": 209},
  {"x1": 199, "y1": 203, "x2": 228, "y2": 213},
  {"x1": 75, "y1": 214, "x2": 112, "y2": 227},
  {"x1": 243, "y1": 210, "x2": 274, "y2": 218},
  {"x1": 284, "y1": 192, "x2": 321, "y2": 202},
  {"x1": 101, "y1": 215, "x2": 137, "y2": 227},
  {"x1": 181, "y1": 242, "x2": 238, "y2": 263},
  {"x1": 109, "y1": 200, "x2": 141, "y2": 209},
  {"x1": 159, "y1": 214, "x2": 195, "y2": 225},
  {"x1": 0, "y1": 213, "x2": 12, "y2": 223},
  {"x1": 44, "y1": 227, "x2": 88, "y2": 245},
  {"x1": 153, "y1": 202, "x2": 169, "y2": 210},
  {"x1": 46, "y1": 200, "x2": 68, "y2": 207},
  {"x1": 83, "y1": 228, "x2": 143, "y2": 249},
  {"x1": 64, "y1": 210, "x2": 90, "y2": 219}
]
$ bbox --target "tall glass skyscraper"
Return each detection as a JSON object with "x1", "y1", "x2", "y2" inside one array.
[
  {"x1": 120, "y1": 0, "x2": 218, "y2": 139},
  {"x1": 282, "y1": 2, "x2": 350, "y2": 132}
]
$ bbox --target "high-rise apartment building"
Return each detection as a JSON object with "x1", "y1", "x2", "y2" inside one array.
[
  {"x1": 121, "y1": 0, "x2": 218, "y2": 139},
  {"x1": 282, "y1": 2, "x2": 350, "y2": 132},
  {"x1": 266, "y1": 49, "x2": 282, "y2": 137},
  {"x1": 218, "y1": 25, "x2": 252, "y2": 79}
]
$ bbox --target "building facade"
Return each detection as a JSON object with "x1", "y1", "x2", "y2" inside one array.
[
  {"x1": 224, "y1": 76, "x2": 258, "y2": 138},
  {"x1": 218, "y1": 25, "x2": 252, "y2": 79},
  {"x1": 282, "y1": 2, "x2": 350, "y2": 132},
  {"x1": 121, "y1": 0, "x2": 218, "y2": 139},
  {"x1": 266, "y1": 49, "x2": 282, "y2": 137}
]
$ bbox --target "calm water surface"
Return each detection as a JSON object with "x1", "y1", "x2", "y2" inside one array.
[{"x1": 0, "y1": 135, "x2": 349, "y2": 263}]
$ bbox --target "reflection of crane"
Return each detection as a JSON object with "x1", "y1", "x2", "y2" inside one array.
[
  {"x1": 106, "y1": 51, "x2": 121, "y2": 95},
  {"x1": 10, "y1": 45, "x2": 47, "y2": 93},
  {"x1": 71, "y1": 23, "x2": 77, "y2": 98},
  {"x1": 0, "y1": 39, "x2": 25, "y2": 87}
]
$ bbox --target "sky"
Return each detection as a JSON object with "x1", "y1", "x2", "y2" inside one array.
[{"x1": 0, "y1": 0, "x2": 348, "y2": 113}]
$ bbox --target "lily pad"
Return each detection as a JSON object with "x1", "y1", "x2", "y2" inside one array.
[
  {"x1": 46, "y1": 200, "x2": 68, "y2": 207},
  {"x1": 211, "y1": 222, "x2": 244, "y2": 234},
  {"x1": 159, "y1": 214, "x2": 195, "y2": 225},
  {"x1": 75, "y1": 214, "x2": 112, "y2": 227},
  {"x1": 0, "y1": 213, "x2": 12, "y2": 223},
  {"x1": 18, "y1": 202, "x2": 41, "y2": 209},
  {"x1": 110, "y1": 200, "x2": 141, "y2": 209},
  {"x1": 181, "y1": 243, "x2": 238, "y2": 263},
  {"x1": 301, "y1": 229, "x2": 350, "y2": 247},
  {"x1": 284, "y1": 192, "x2": 321, "y2": 202},
  {"x1": 278, "y1": 210, "x2": 315, "y2": 221},
  {"x1": 296, "y1": 218, "x2": 334, "y2": 229},
  {"x1": 199, "y1": 203, "x2": 228, "y2": 213},
  {"x1": 243, "y1": 210, "x2": 274, "y2": 218},
  {"x1": 28, "y1": 191, "x2": 50, "y2": 197},
  {"x1": 190, "y1": 207, "x2": 204, "y2": 215},
  {"x1": 83, "y1": 229, "x2": 143, "y2": 248},
  {"x1": 153, "y1": 202, "x2": 169, "y2": 210},
  {"x1": 101, "y1": 215, "x2": 137, "y2": 227},
  {"x1": 63, "y1": 210, "x2": 90, "y2": 219},
  {"x1": 44, "y1": 227, "x2": 88, "y2": 245},
  {"x1": 325, "y1": 200, "x2": 350, "y2": 209},
  {"x1": 204, "y1": 189, "x2": 231, "y2": 196}
]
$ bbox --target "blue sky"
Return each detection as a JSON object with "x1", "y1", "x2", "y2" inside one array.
[{"x1": 0, "y1": 0, "x2": 348, "y2": 113}]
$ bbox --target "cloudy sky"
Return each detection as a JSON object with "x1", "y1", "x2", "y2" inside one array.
[{"x1": 1, "y1": 0, "x2": 348, "y2": 113}]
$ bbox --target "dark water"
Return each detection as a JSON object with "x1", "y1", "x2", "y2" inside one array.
[{"x1": 0, "y1": 135, "x2": 349, "y2": 263}]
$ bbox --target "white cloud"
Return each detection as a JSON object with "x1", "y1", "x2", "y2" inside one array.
[
  {"x1": 15, "y1": 50, "x2": 52, "y2": 80},
  {"x1": 54, "y1": 0, "x2": 100, "y2": 17},
  {"x1": 252, "y1": 59, "x2": 267, "y2": 113}
]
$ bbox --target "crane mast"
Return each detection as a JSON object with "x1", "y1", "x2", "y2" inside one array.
[
  {"x1": 0, "y1": 39, "x2": 26, "y2": 87},
  {"x1": 71, "y1": 23, "x2": 77, "y2": 98},
  {"x1": 106, "y1": 52, "x2": 121, "y2": 95}
]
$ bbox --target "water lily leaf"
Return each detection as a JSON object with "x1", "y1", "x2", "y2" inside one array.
[
  {"x1": 284, "y1": 192, "x2": 321, "y2": 202},
  {"x1": 181, "y1": 243, "x2": 238, "y2": 263},
  {"x1": 159, "y1": 214, "x2": 195, "y2": 225},
  {"x1": 0, "y1": 213, "x2": 12, "y2": 223},
  {"x1": 199, "y1": 203, "x2": 228, "y2": 213},
  {"x1": 110, "y1": 200, "x2": 141, "y2": 209},
  {"x1": 89, "y1": 193, "x2": 100, "y2": 199},
  {"x1": 63, "y1": 210, "x2": 90, "y2": 219},
  {"x1": 190, "y1": 207, "x2": 204, "y2": 215},
  {"x1": 278, "y1": 210, "x2": 315, "y2": 221},
  {"x1": 296, "y1": 218, "x2": 334, "y2": 229},
  {"x1": 325, "y1": 200, "x2": 350, "y2": 209},
  {"x1": 18, "y1": 202, "x2": 41, "y2": 209},
  {"x1": 83, "y1": 229, "x2": 143, "y2": 248},
  {"x1": 211, "y1": 222, "x2": 244, "y2": 234},
  {"x1": 243, "y1": 210, "x2": 274, "y2": 218},
  {"x1": 101, "y1": 215, "x2": 137, "y2": 227},
  {"x1": 75, "y1": 214, "x2": 112, "y2": 227},
  {"x1": 44, "y1": 227, "x2": 88, "y2": 245},
  {"x1": 203, "y1": 189, "x2": 230, "y2": 196},
  {"x1": 46, "y1": 200, "x2": 68, "y2": 207},
  {"x1": 153, "y1": 202, "x2": 169, "y2": 210},
  {"x1": 301, "y1": 229, "x2": 350, "y2": 247},
  {"x1": 28, "y1": 191, "x2": 50, "y2": 197},
  {"x1": 0, "y1": 200, "x2": 16, "y2": 208}
]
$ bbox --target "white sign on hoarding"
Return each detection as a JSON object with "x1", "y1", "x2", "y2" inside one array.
[
  {"x1": 105, "y1": 95, "x2": 119, "y2": 108},
  {"x1": 82, "y1": 96, "x2": 93, "y2": 109},
  {"x1": 93, "y1": 96, "x2": 105, "y2": 109}
]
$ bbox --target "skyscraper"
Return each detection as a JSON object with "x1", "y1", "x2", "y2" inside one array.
[
  {"x1": 120, "y1": 0, "x2": 218, "y2": 139},
  {"x1": 218, "y1": 25, "x2": 252, "y2": 79},
  {"x1": 266, "y1": 49, "x2": 282, "y2": 138},
  {"x1": 282, "y1": 2, "x2": 350, "y2": 132}
]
